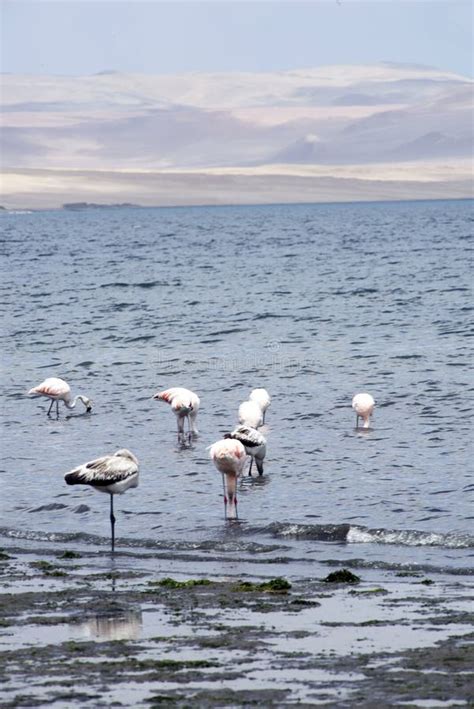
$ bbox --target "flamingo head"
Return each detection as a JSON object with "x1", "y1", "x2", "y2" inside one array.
[{"x1": 79, "y1": 395, "x2": 93, "y2": 412}]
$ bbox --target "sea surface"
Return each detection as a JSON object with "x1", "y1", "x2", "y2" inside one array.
[{"x1": 1, "y1": 199, "x2": 473, "y2": 581}]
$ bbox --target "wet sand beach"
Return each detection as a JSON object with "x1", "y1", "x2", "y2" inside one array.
[{"x1": 1, "y1": 536, "x2": 473, "y2": 707}]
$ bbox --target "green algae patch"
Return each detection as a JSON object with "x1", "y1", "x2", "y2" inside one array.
[
  {"x1": 233, "y1": 577, "x2": 291, "y2": 593},
  {"x1": 323, "y1": 569, "x2": 361, "y2": 584},
  {"x1": 134, "y1": 658, "x2": 219, "y2": 670},
  {"x1": 59, "y1": 551, "x2": 82, "y2": 560},
  {"x1": 145, "y1": 695, "x2": 179, "y2": 705},
  {"x1": 148, "y1": 577, "x2": 213, "y2": 590},
  {"x1": 420, "y1": 578, "x2": 434, "y2": 585},
  {"x1": 290, "y1": 598, "x2": 321, "y2": 607},
  {"x1": 30, "y1": 561, "x2": 67, "y2": 577},
  {"x1": 0, "y1": 551, "x2": 12, "y2": 561}
]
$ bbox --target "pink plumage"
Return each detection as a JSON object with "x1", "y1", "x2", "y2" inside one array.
[
  {"x1": 28, "y1": 377, "x2": 92, "y2": 417},
  {"x1": 210, "y1": 439, "x2": 246, "y2": 520}
]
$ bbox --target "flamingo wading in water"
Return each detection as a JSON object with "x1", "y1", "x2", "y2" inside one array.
[
  {"x1": 64, "y1": 449, "x2": 139, "y2": 553},
  {"x1": 153, "y1": 387, "x2": 200, "y2": 442},
  {"x1": 224, "y1": 425, "x2": 266, "y2": 476},
  {"x1": 28, "y1": 377, "x2": 92, "y2": 417},
  {"x1": 210, "y1": 439, "x2": 246, "y2": 519},
  {"x1": 249, "y1": 388, "x2": 271, "y2": 424},
  {"x1": 238, "y1": 400, "x2": 263, "y2": 429},
  {"x1": 352, "y1": 392, "x2": 375, "y2": 429}
]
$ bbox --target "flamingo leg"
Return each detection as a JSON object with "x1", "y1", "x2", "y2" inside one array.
[
  {"x1": 110, "y1": 494, "x2": 116, "y2": 553},
  {"x1": 56, "y1": 400, "x2": 60, "y2": 418},
  {"x1": 355, "y1": 414, "x2": 359, "y2": 429},
  {"x1": 47, "y1": 399, "x2": 54, "y2": 416},
  {"x1": 262, "y1": 411, "x2": 266, "y2": 424},
  {"x1": 177, "y1": 416, "x2": 185, "y2": 443},
  {"x1": 221, "y1": 473, "x2": 227, "y2": 519},
  {"x1": 248, "y1": 457, "x2": 254, "y2": 476}
]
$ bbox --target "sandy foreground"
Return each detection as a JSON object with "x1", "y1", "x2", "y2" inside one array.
[
  {"x1": 0, "y1": 539, "x2": 473, "y2": 708},
  {"x1": 1, "y1": 161, "x2": 473, "y2": 210}
]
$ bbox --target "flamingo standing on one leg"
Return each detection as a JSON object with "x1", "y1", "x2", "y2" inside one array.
[
  {"x1": 209, "y1": 439, "x2": 246, "y2": 520},
  {"x1": 153, "y1": 387, "x2": 200, "y2": 442},
  {"x1": 64, "y1": 449, "x2": 139, "y2": 553},
  {"x1": 249, "y1": 388, "x2": 271, "y2": 424},
  {"x1": 28, "y1": 377, "x2": 92, "y2": 417},
  {"x1": 224, "y1": 425, "x2": 267, "y2": 476},
  {"x1": 352, "y1": 392, "x2": 375, "y2": 429},
  {"x1": 238, "y1": 400, "x2": 263, "y2": 429}
]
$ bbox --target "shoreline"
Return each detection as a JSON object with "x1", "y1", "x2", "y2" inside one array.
[{"x1": 1, "y1": 540, "x2": 473, "y2": 707}]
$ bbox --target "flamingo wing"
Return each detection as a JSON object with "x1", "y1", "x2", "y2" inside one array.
[
  {"x1": 28, "y1": 377, "x2": 70, "y2": 398},
  {"x1": 65, "y1": 454, "x2": 138, "y2": 486}
]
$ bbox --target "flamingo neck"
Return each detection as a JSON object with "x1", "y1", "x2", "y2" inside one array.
[
  {"x1": 64, "y1": 395, "x2": 85, "y2": 410},
  {"x1": 362, "y1": 416, "x2": 371, "y2": 429}
]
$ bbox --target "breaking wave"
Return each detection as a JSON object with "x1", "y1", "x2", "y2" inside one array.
[{"x1": 265, "y1": 523, "x2": 474, "y2": 549}]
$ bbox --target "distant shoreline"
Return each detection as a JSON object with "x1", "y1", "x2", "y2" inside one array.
[{"x1": 1, "y1": 195, "x2": 473, "y2": 213}]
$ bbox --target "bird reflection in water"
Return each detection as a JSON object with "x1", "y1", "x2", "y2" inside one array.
[{"x1": 77, "y1": 609, "x2": 143, "y2": 642}]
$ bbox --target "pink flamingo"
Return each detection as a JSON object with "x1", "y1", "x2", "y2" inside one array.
[
  {"x1": 153, "y1": 387, "x2": 200, "y2": 442},
  {"x1": 249, "y1": 388, "x2": 271, "y2": 423},
  {"x1": 209, "y1": 439, "x2": 246, "y2": 520},
  {"x1": 238, "y1": 400, "x2": 263, "y2": 429},
  {"x1": 352, "y1": 392, "x2": 375, "y2": 429},
  {"x1": 28, "y1": 377, "x2": 92, "y2": 417}
]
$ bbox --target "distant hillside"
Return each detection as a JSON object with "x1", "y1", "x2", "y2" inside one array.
[
  {"x1": 1, "y1": 63, "x2": 472, "y2": 208},
  {"x1": 2, "y1": 63, "x2": 472, "y2": 170}
]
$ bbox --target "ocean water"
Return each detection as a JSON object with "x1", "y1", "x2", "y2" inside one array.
[{"x1": 1, "y1": 199, "x2": 473, "y2": 579}]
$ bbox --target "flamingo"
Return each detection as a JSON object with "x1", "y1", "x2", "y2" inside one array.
[
  {"x1": 352, "y1": 392, "x2": 375, "y2": 429},
  {"x1": 224, "y1": 425, "x2": 266, "y2": 476},
  {"x1": 153, "y1": 387, "x2": 200, "y2": 442},
  {"x1": 249, "y1": 388, "x2": 271, "y2": 423},
  {"x1": 64, "y1": 449, "x2": 139, "y2": 552},
  {"x1": 238, "y1": 400, "x2": 263, "y2": 429},
  {"x1": 209, "y1": 439, "x2": 246, "y2": 519},
  {"x1": 28, "y1": 377, "x2": 92, "y2": 417}
]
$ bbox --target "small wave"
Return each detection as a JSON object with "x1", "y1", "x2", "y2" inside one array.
[
  {"x1": 29, "y1": 503, "x2": 68, "y2": 513},
  {"x1": 266, "y1": 523, "x2": 350, "y2": 542},
  {"x1": 265, "y1": 523, "x2": 474, "y2": 549},
  {"x1": 346, "y1": 526, "x2": 474, "y2": 549},
  {"x1": 0, "y1": 527, "x2": 285, "y2": 555}
]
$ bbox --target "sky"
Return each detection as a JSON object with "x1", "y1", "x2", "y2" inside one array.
[{"x1": 1, "y1": 1, "x2": 473, "y2": 77}]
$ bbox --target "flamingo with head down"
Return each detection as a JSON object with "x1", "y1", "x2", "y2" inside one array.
[
  {"x1": 249, "y1": 388, "x2": 271, "y2": 423},
  {"x1": 28, "y1": 377, "x2": 92, "y2": 417},
  {"x1": 153, "y1": 387, "x2": 200, "y2": 442},
  {"x1": 224, "y1": 425, "x2": 266, "y2": 476},
  {"x1": 210, "y1": 438, "x2": 246, "y2": 519},
  {"x1": 352, "y1": 392, "x2": 375, "y2": 429}
]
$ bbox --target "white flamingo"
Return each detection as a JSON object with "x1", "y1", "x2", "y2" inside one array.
[
  {"x1": 249, "y1": 388, "x2": 271, "y2": 423},
  {"x1": 238, "y1": 400, "x2": 263, "y2": 429},
  {"x1": 352, "y1": 392, "x2": 375, "y2": 429},
  {"x1": 64, "y1": 449, "x2": 139, "y2": 552},
  {"x1": 224, "y1": 425, "x2": 266, "y2": 476},
  {"x1": 209, "y1": 439, "x2": 246, "y2": 519},
  {"x1": 28, "y1": 377, "x2": 92, "y2": 417},
  {"x1": 153, "y1": 387, "x2": 200, "y2": 442}
]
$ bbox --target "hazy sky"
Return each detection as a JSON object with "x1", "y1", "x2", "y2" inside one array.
[{"x1": 2, "y1": 1, "x2": 473, "y2": 77}]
